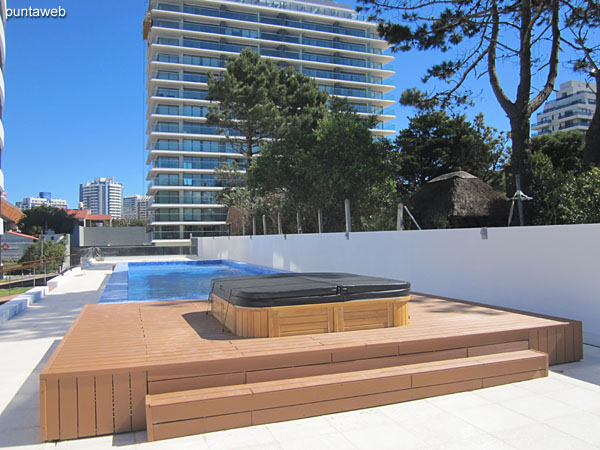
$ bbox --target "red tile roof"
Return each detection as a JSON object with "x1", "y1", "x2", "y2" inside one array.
[
  {"x1": 87, "y1": 214, "x2": 111, "y2": 221},
  {"x1": 7, "y1": 231, "x2": 38, "y2": 240},
  {"x1": 65, "y1": 209, "x2": 91, "y2": 220},
  {"x1": 0, "y1": 199, "x2": 24, "y2": 224}
]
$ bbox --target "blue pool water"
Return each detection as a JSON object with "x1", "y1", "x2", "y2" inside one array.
[{"x1": 99, "y1": 260, "x2": 282, "y2": 304}]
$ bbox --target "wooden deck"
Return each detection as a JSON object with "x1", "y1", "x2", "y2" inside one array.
[{"x1": 40, "y1": 293, "x2": 582, "y2": 442}]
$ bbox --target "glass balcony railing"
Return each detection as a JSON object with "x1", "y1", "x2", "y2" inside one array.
[
  {"x1": 155, "y1": 1, "x2": 366, "y2": 25},
  {"x1": 348, "y1": 103, "x2": 394, "y2": 115},
  {"x1": 153, "y1": 18, "x2": 383, "y2": 54},
  {"x1": 320, "y1": 85, "x2": 391, "y2": 100},
  {"x1": 152, "y1": 159, "x2": 241, "y2": 170},
  {"x1": 558, "y1": 109, "x2": 594, "y2": 119},
  {"x1": 154, "y1": 106, "x2": 208, "y2": 117},
  {"x1": 150, "y1": 229, "x2": 230, "y2": 240},
  {"x1": 154, "y1": 89, "x2": 209, "y2": 100},
  {"x1": 153, "y1": 197, "x2": 220, "y2": 205},
  {"x1": 150, "y1": 178, "x2": 228, "y2": 187},
  {"x1": 151, "y1": 140, "x2": 239, "y2": 153},
  {"x1": 559, "y1": 120, "x2": 591, "y2": 130},
  {"x1": 152, "y1": 211, "x2": 228, "y2": 222},
  {"x1": 155, "y1": 37, "x2": 386, "y2": 70},
  {"x1": 373, "y1": 122, "x2": 396, "y2": 131},
  {"x1": 302, "y1": 68, "x2": 382, "y2": 84},
  {"x1": 543, "y1": 99, "x2": 589, "y2": 113}
]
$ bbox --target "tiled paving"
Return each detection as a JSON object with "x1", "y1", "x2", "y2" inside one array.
[{"x1": 1, "y1": 263, "x2": 599, "y2": 449}]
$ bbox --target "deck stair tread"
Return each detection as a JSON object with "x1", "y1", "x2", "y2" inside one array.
[{"x1": 145, "y1": 350, "x2": 548, "y2": 441}]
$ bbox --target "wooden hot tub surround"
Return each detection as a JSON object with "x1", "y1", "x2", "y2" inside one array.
[{"x1": 210, "y1": 293, "x2": 410, "y2": 338}]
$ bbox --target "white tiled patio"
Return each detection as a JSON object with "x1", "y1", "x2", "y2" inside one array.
[{"x1": 1, "y1": 264, "x2": 599, "y2": 450}]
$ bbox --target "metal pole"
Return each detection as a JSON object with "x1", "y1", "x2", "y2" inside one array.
[
  {"x1": 296, "y1": 211, "x2": 302, "y2": 234},
  {"x1": 277, "y1": 213, "x2": 282, "y2": 235},
  {"x1": 344, "y1": 199, "x2": 351, "y2": 233},
  {"x1": 262, "y1": 215, "x2": 267, "y2": 235},
  {"x1": 516, "y1": 175, "x2": 525, "y2": 226},
  {"x1": 252, "y1": 216, "x2": 256, "y2": 235},
  {"x1": 242, "y1": 217, "x2": 246, "y2": 236},
  {"x1": 397, "y1": 203, "x2": 404, "y2": 231},
  {"x1": 318, "y1": 210, "x2": 324, "y2": 234}
]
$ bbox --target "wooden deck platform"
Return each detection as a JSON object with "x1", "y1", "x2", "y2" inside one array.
[{"x1": 40, "y1": 293, "x2": 583, "y2": 442}]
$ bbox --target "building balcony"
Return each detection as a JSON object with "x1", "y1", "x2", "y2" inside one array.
[
  {"x1": 151, "y1": 40, "x2": 388, "y2": 71},
  {"x1": 152, "y1": 19, "x2": 384, "y2": 55},
  {"x1": 152, "y1": 1, "x2": 378, "y2": 37}
]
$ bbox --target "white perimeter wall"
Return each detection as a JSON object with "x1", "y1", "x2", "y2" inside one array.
[{"x1": 196, "y1": 224, "x2": 600, "y2": 346}]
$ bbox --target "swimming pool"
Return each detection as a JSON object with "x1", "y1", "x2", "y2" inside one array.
[{"x1": 99, "y1": 260, "x2": 282, "y2": 304}]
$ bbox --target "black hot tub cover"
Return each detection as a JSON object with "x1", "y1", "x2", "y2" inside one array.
[{"x1": 210, "y1": 272, "x2": 411, "y2": 307}]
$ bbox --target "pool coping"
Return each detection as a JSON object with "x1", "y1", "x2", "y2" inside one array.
[{"x1": 99, "y1": 259, "x2": 285, "y2": 304}]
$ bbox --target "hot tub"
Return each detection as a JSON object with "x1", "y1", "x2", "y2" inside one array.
[{"x1": 209, "y1": 273, "x2": 411, "y2": 338}]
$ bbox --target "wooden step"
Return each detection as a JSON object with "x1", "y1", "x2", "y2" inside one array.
[{"x1": 145, "y1": 350, "x2": 548, "y2": 442}]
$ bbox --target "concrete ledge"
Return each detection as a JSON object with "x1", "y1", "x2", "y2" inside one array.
[{"x1": 0, "y1": 266, "x2": 81, "y2": 325}]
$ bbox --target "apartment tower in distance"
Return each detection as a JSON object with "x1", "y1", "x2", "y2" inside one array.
[
  {"x1": 123, "y1": 195, "x2": 151, "y2": 220},
  {"x1": 143, "y1": 0, "x2": 396, "y2": 245},
  {"x1": 532, "y1": 80, "x2": 597, "y2": 135},
  {"x1": 79, "y1": 177, "x2": 124, "y2": 219}
]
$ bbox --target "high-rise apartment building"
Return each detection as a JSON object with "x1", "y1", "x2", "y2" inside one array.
[
  {"x1": 143, "y1": 0, "x2": 396, "y2": 244},
  {"x1": 532, "y1": 80, "x2": 597, "y2": 135},
  {"x1": 123, "y1": 195, "x2": 151, "y2": 220},
  {"x1": 17, "y1": 192, "x2": 69, "y2": 210},
  {"x1": 79, "y1": 177, "x2": 123, "y2": 219},
  {"x1": 1, "y1": 0, "x2": 7, "y2": 236}
]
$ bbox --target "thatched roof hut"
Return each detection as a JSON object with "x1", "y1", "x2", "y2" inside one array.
[{"x1": 408, "y1": 171, "x2": 509, "y2": 229}]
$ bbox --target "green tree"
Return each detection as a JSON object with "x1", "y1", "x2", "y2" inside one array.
[
  {"x1": 111, "y1": 218, "x2": 149, "y2": 227},
  {"x1": 531, "y1": 131, "x2": 585, "y2": 173},
  {"x1": 563, "y1": 0, "x2": 600, "y2": 168},
  {"x1": 251, "y1": 99, "x2": 398, "y2": 231},
  {"x1": 531, "y1": 152, "x2": 600, "y2": 224},
  {"x1": 206, "y1": 49, "x2": 327, "y2": 169},
  {"x1": 19, "y1": 240, "x2": 66, "y2": 273},
  {"x1": 394, "y1": 111, "x2": 508, "y2": 196},
  {"x1": 357, "y1": 0, "x2": 562, "y2": 212},
  {"x1": 18, "y1": 206, "x2": 78, "y2": 236}
]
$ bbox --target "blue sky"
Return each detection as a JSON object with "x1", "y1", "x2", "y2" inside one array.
[{"x1": 2, "y1": 0, "x2": 581, "y2": 208}]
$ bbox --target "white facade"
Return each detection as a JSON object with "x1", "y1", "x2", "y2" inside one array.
[
  {"x1": 144, "y1": 0, "x2": 396, "y2": 244},
  {"x1": 79, "y1": 177, "x2": 123, "y2": 219},
  {"x1": 532, "y1": 80, "x2": 597, "y2": 135},
  {"x1": 18, "y1": 196, "x2": 68, "y2": 210}
]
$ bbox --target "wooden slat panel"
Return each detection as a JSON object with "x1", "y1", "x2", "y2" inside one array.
[
  {"x1": 529, "y1": 330, "x2": 539, "y2": 352},
  {"x1": 555, "y1": 327, "x2": 566, "y2": 364},
  {"x1": 573, "y1": 321, "x2": 583, "y2": 360},
  {"x1": 131, "y1": 372, "x2": 147, "y2": 431},
  {"x1": 252, "y1": 379, "x2": 483, "y2": 427},
  {"x1": 268, "y1": 310, "x2": 280, "y2": 337},
  {"x1": 95, "y1": 374, "x2": 114, "y2": 435},
  {"x1": 468, "y1": 341, "x2": 528, "y2": 357},
  {"x1": 149, "y1": 372, "x2": 246, "y2": 395},
  {"x1": 150, "y1": 412, "x2": 252, "y2": 442},
  {"x1": 41, "y1": 378, "x2": 60, "y2": 441},
  {"x1": 538, "y1": 328, "x2": 548, "y2": 354},
  {"x1": 565, "y1": 323, "x2": 574, "y2": 362},
  {"x1": 113, "y1": 373, "x2": 132, "y2": 433},
  {"x1": 547, "y1": 328, "x2": 557, "y2": 365},
  {"x1": 59, "y1": 377, "x2": 78, "y2": 440},
  {"x1": 77, "y1": 375, "x2": 96, "y2": 437}
]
